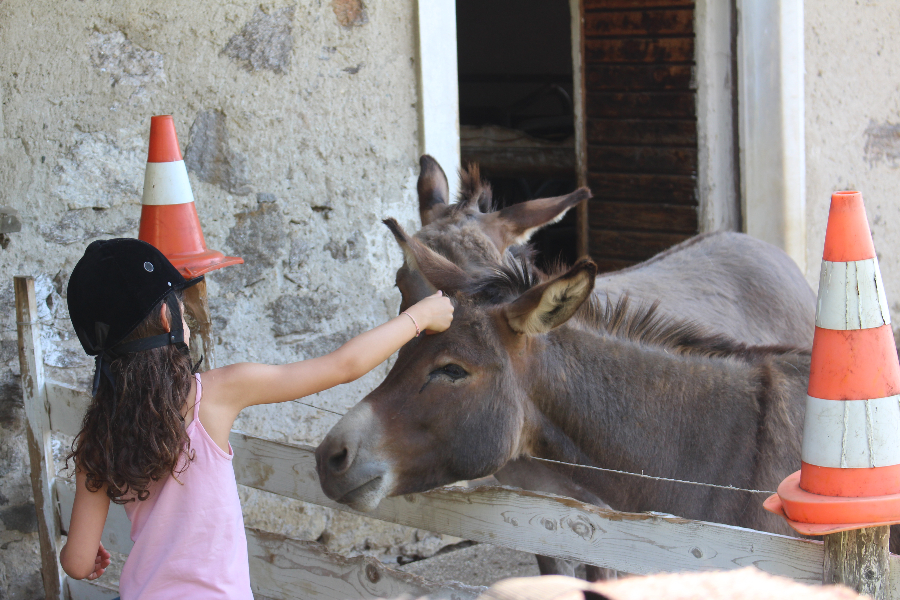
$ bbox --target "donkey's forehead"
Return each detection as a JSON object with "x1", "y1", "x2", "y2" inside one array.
[
  {"x1": 416, "y1": 302, "x2": 506, "y2": 357},
  {"x1": 415, "y1": 215, "x2": 503, "y2": 269}
]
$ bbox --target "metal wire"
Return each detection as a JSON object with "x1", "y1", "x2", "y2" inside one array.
[
  {"x1": 288, "y1": 400, "x2": 346, "y2": 417},
  {"x1": 528, "y1": 456, "x2": 777, "y2": 495}
]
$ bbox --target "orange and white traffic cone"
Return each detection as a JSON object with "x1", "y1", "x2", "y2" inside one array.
[
  {"x1": 138, "y1": 115, "x2": 243, "y2": 278},
  {"x1": 764, "y1": 191, "x2": 900, "y2": 535}
]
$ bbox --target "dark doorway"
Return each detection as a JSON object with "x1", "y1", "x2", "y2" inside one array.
[{"x1": 456, "y1": 0, "x2": 578, "y2": 270}]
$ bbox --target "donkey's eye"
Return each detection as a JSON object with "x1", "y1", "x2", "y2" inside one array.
[{"x1": 430, "y1": 364, "x2": 468, "y2": 381}]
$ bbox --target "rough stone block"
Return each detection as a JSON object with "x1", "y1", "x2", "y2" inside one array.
[{"x1": 222, "y1": 6, "x2": 296, "y2": 74}]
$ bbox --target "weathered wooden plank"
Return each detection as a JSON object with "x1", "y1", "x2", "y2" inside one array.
[
  {"x1": 587, "y1": 172, "x2": 696, "y2": 204},
  {"x1": 584, "y1": 0, "x2": 693, "y2": 8},
  {"x1": 66, "y1": 579, "x2": 119, "y2": 600},
  {"x1": 227, "y1": 431, "x2": 825, "y2": 583},
  {"x1": 587, "y1": 145, "x2": 697, "y2": 176},
  {"x1": 586, "y1": 92, "x2": 696, "y2": 119},
  {"x1": 585, "y1": 38, "x2": 694, "y2": 64},
  {"x1": 461, "y1": 147, "x2": 576, "y2": 179},
  {"x1": 247, "y1": 528, "x2": 483, "y2": 600},
  {"x1": 825, "y1": 527, "x2": 890, "y2": 600},
  {"x1": 590, "y1": 229, "x2": 693, "y2": 260},
  {"x1": 585, "y1": 9, "x2": 693, "y2": 37},
  {"x1": 572, "y1": 0, "x2": 590, "y2": 258},
  {"x1": 587, "y1": 119, "x2": 696, "y2": 147},
  {"x1": 589, "y1": 201, "x2": 697, "y2": 233},
  {"x1": 586, "y1": 64, "x2": 694, "y2": 91},
  {"x1": 16, "y1": 276, "x2": 66, "y2": 600},
  {"x1": 47, "y1": 381, "x2": 89, "y2": 439}
]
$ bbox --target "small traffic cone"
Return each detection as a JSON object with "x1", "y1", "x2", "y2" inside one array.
[
  {"x1": 764, "y1": 191, "x2": 900, "y2": 535},
  {"x1": 138, "y1": 115, "x2": 243, "y2": 278}
]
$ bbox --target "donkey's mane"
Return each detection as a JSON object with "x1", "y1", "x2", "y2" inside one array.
[
  {"x1": 467, "y1": 254, "x2": 806, "y2": 361},
  {"x1": 455, "y1": 163, "x2": 496, "y2": 214}
]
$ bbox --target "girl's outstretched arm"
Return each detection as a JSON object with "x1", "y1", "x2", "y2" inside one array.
[
  {"x1": 60, "y1": 470, "x2": 112, "y2": 580},
  {"x1": 205, "y1": 291, "x2": 453, "y2": 416}
]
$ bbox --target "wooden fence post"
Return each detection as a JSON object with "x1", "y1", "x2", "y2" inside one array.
[
  {"x1": 824, "y1": 526, "x2": 889, "y2": 599},
  {"x1": 16, "y1": 276, "x2": 66, "y2": 600}
]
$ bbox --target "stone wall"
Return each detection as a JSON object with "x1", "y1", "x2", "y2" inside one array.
[
  {"x1": 0, "y1": 1, "x2": 455, "y2": 597},
  {"x1": 805, "y1": 0, "x2": 900, "y2": 340}
]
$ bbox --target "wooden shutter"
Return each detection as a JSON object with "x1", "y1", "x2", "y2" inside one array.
[{"x1": 581, "y1": 0, "x2": 698, "y2": 272}]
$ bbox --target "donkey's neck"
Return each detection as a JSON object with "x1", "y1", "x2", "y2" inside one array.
[{"x1": 524, "y1": 326, "x2": 780, "y2": 516}]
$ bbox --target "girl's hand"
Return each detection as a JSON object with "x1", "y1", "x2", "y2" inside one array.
[
  {"x1": 87, "y1": 543, "x2": 111, "y2": 580},
  {"x1": 407, "y1": 291, "x2": 454, "y2": 334}
]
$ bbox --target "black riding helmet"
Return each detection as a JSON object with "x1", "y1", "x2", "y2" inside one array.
[{"x1": 67, "y1": 238, "x2": 203, "y2": 394}]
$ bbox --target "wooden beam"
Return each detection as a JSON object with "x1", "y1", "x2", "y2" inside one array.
[
  {"x1": 460, "y1": 146, "x2": 576, "y2": 179},
  {"x1": 247, "y1": 528, "x2": 484, "y2": 600},
  {"x1": 571, "y1": 0, "x2": 590, "y2": 259},
  {"x1": 824, "y1": 527, "x2": 890, "y2": 600},
  {"x1": 16, "y1": 276, "x2": 66, "y2": 600}
]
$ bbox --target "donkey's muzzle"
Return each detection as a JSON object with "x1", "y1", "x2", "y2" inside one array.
[{"x1": 315, "y1": 402, "x2": 392, "y2": 511}]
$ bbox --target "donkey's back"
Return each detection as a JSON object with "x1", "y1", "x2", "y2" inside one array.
[{"x1": 594, "y1": 231, "x2": 816, "y2": 349}]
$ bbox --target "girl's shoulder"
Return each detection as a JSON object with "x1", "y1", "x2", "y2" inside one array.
[{"x1": 192, "y1": 366, "x2": 245, "y2": 450}]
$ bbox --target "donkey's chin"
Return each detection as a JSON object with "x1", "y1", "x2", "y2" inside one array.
[{"x1": 338, "y1": 472, "x2": 394, "y2": 512}]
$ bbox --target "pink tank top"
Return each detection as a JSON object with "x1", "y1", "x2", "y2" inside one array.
[{"x1": 119, "y1": 374, "x2": 252, "y2": 599}]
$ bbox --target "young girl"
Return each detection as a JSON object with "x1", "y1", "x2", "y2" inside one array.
[{"x1": 60, "y1": 238, "x2": 453, "y2": 599}]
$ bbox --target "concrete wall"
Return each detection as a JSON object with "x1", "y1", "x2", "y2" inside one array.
[
  {"x1": 804, "y1": 0, "x2": 900, "y2": 344},
  {"x1": 0, "y1": 1, "x2": 458, "y2": 597}
]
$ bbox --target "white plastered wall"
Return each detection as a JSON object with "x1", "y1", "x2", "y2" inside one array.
[{"x1": 804, "y1": 0, "x2": 900, "y2": 339}]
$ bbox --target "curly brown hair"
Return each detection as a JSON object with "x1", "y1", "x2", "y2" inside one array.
[{"x1": 66, "y1": 293, "x2": 195, "y2": 504}]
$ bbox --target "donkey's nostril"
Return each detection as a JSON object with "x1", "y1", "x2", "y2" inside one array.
[{"x1": 329, "y1": 447, "x2": 350, "y2": 473}]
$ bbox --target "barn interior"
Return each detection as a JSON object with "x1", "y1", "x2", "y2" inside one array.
[
  {"x1": 457, "y1": 0, "x2": 700, "y2": 273},
  {"x1": 456, "y1": 0, "x2": 578, "y2": 270}
]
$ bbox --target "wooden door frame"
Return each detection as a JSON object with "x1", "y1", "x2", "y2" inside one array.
[
  {"x1": 737, "y1": 0, "x2": 806, "y2": 273},
  {"x1": 570, "y1": 0, "x2": 590, "y2": 257},
  {"x1": 415, "y1": 0, "x2": 461, "y2": 200}
]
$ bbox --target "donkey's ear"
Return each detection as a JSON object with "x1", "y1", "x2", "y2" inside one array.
[
  {"x1": 484, "y1": 187, "x2": 592, "y2": 250},
  {"x1": 503, "y1": 259, "x2": 597, "y2": 334},
  {"x1": 417, "y1": 155, "x2": 450, "y2": 226},
  {"x1": 384, "y1": 218, "x2": 470, "y2": 296}
]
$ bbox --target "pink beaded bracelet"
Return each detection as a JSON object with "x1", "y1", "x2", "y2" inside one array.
[{"x1": 401, "y1": 311, "x2": 420, "y2": 337}]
